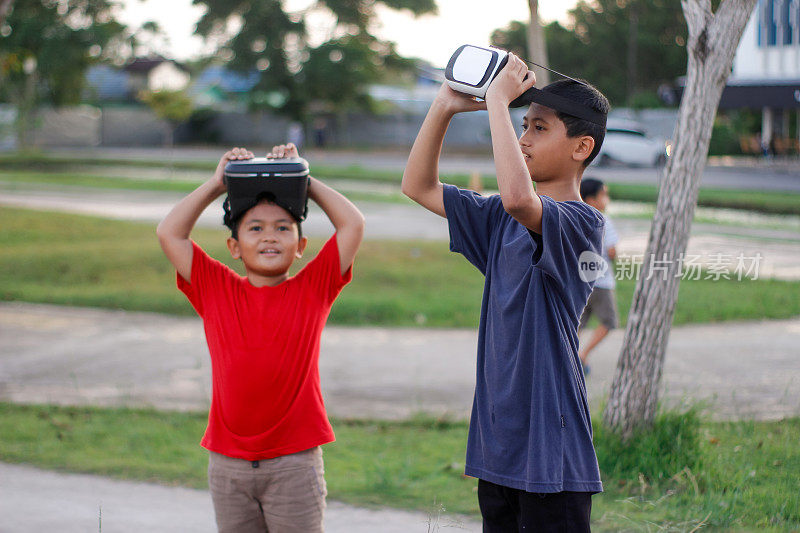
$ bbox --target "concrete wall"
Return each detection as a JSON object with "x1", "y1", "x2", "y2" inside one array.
[
  {"x1": 31, "y1": 106, "x2": 102, "y2": 147},
  {"x1": 22, "y1": 106, "x2": 165, "y2": 148},
  {"x1": 100, "y1": 108, "x2": 166, "y2": 146},
  {"x1": 18, "y1": 105, "x2": 678, "y2": 149},
  {"x1": 208, "y1": 111, "x2": 292, "y2": 145},
  {"x1": 304, "y1": 111, "x2": 498, "y2": 149}
]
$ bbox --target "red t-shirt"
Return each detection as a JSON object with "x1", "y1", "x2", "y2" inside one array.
[{"x1": 177, "y1": 234, "x2": 352, "y2": 460}]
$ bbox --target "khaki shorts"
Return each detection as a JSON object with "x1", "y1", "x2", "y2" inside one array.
[
  {"x1": 208, "y1": 447, "x2": 326, "y2": 533},
  {"x1": 579, "y1": 287, "x2": 619, "y2": 330}
]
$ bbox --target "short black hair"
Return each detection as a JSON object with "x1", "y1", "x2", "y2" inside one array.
[
  {"x1": 580, "y1": 177, "x2": 605, "y2": 201},
  {"x1": 541, "y1": 79, "x2": 610, "y2": 167},
  {"x1": 223, "y1": 193, "x2": 303, "y2": 240}
]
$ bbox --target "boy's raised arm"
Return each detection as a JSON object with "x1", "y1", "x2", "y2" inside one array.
[
  {"x1": 269, "y1": 143, "x2": 365, "y2": 276},
  {"x1": 308, "y1": 177, "x2": 365, "y2": 276},
  {"x1": 401, "y1": 85, "x2": 486, "y2": 217},
  {"x1": 156, "y1": 147, "x2": 253, "y2": 281},
  {"x1": 484, "y1": 54, "x2": 543, "y2": 233}
]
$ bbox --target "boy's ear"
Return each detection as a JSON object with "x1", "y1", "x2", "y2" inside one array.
[
  {"x1": 295, "y1": 236, "x2": 308, "y2": 259},
  {"x1": 573, "y1": 135, "x2": 595, "y2": 163},
  {"x1": 227, "y1": 237, "x2": 241, "y2": 259}
]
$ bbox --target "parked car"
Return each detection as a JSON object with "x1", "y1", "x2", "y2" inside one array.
[{"x1": 593, "y1": 121, "x2": 671, "y2": 167}]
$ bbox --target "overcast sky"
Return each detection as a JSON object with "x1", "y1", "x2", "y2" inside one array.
[{"x1": 117, "y1": 0, "x2": 578, "y2": 68}]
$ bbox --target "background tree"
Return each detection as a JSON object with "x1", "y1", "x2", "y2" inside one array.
[
  {"x1": 490, "y1": 19, "x2": 528, "y2": 58},
  {"x1": 138, "y1": 89, "x2": 194, "y2": 148},
  {"x1": 302, "y1": 34, "x2": 412, "y2": 113},
  {"x1": 0, "y1": 0, "x2": 126, "y2": 147},
  {"x1": 192, "y1": 0, "x2": 436, "y2": 120},
  {"x1": 492, "y1": 0, "x2": 689, "y2": 106},
  {"x1": 602, "y1": 0, "x2": 757, "y2": 441}
]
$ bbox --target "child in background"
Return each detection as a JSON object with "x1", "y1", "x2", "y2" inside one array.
[
  {"x1": 156, "y1": 143, "x2": 364, "y2": 533},
  {"x1": 578, "y1": 177, "x2": 619, "y2": 376}
]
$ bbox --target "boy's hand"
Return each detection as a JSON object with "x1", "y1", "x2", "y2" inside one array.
[
  {"x1": 485, "y1": 53, "x2": 536, "y2": 107},
  {"x1": 432, "y1": 83, "x2": 487, "y2": 116},
  {"x1": 267, "y1": 143, "x2": 300, "y2": 159},
  {"x1": 212, "y1": 147, "x2": 253, "y2": 193}
]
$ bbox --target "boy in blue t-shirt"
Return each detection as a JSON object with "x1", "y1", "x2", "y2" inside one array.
[{"x1": 402, "y1": 54, "x2": 609, "y2": 531}]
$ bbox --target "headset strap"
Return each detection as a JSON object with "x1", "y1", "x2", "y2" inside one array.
[
  {"x1": 509, "y1": 58, "x2": 607, "y2": 127},
  {"x1": 510, "y1": 87, "x2": 607, "y2": 127}
]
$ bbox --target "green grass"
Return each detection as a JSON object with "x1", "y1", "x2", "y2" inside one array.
[
  {"x1": 0, "y1": 151, "x2": 440, "y2": 185},
  {"x1": 606, "y1": 182, "x2": 800, "y2": 217},
  {"x1": 1, "y1": 402, "x2": 797, "y2": 530},
  {"x1": 0, "y1": 170, "x2": 203, "y2": 193},
  {"x1": 0, "y1": 170, "x2": 410, "y2": 205},
  {"x1": 3, "y1": 152, "x2": 800, "y2": 215},
  {"x1": 0, "y1": 152, "x2": 218, "y2": 172},
  {"x1": 593, "y1": 409, "x2": 800, "y2": 531},
  {"x1": 1, "y1": 207, "x2": 799, "y2": 327},
  {"x1": 0, "y1": 152, "x2": 441, "y2": 188}
]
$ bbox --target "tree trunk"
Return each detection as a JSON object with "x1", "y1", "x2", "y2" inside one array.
[
  {"x1": 15, "y1": 67, "x2": 37, "y2": 149},
  {"x1": 626, "y1": 4, "x2": 639, "y2": 102},
  {"x1": 602, "y1": 0, "x2": 757, "y2": 441},
  {"x1": 527, "y1": 0, "x2": 550, "y2": 86},
  {"x1": 163, "y1": 122, "x2": 174, "y2": 148},
  {"x1": 0, "y1": 0, "x2": 13, "y2": 25}
]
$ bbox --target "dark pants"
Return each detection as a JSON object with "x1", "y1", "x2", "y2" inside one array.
[{"x1": 478, "y1": 479, "x2": 592, "y2": 533}]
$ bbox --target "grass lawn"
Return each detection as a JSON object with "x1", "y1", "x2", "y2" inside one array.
[
  {"x1": 1, "y1": 207, "x2": 799, "y2": 327},
  {"x1": 0, "y1": 169, "x2": 412, "y2": 205},
  {"x1": 1, "y1": 403, "x2": 797, "y2": 531},
  {"x1": 605, "y1": 182, "x2": 800, "y2": 217},
  {"x1": 2, "y1": 152, "x2": 800, "y2": 215}
]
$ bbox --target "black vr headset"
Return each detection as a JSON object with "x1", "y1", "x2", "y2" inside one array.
[
  {"x1": 445, "y1": 44, "x2": 606, "y2": 127},
  {"x1": 223, "y1": 157, "x2": 310, "y2": 226}
]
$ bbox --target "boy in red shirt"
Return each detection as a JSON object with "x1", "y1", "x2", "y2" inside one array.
[{"x1": 157, "y1": 143, "x2": 365, "y2": 533}]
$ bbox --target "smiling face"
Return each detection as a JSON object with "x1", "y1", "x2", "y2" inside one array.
[
  {"x1": 226, "y1": 200, "x2": 307, "y2": 286},
  {"x1": 519, "y1": 104, "x2": 595, "y2": 183}
]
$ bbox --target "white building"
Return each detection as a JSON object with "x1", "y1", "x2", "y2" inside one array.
[
  {"x1": 124, "y1": 56, "x2": 190, "y2": 96},
  {"x1": 725, "y1": 0, "x2": 800, "y2": 149}
]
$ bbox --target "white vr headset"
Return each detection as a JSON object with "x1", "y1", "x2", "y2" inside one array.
[
  {"x1": 444, "y1": 44, "x2": 606, "y2": 127},
  {"x1": 445, "y1": 44, "x2": 510, "y2": 99}
]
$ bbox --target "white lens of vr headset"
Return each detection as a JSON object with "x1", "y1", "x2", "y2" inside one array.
[{"x1": 452, "y1": 46, "x2": 494, "y2": 86}]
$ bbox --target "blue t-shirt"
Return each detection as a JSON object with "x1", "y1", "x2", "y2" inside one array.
[{"x1": 443, "y1": 184, "x2": 605, "y2": 494}]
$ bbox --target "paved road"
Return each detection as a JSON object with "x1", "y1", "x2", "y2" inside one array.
[
  {"x1": 47, "y1": 146, "x2": 800, "y2": 192},
  {"x1": 0, "y1": 462, "x2": 480, "y2": 533},
  {"x1": 2, "y1": 302, "x2": 799, "y2": 421}
]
